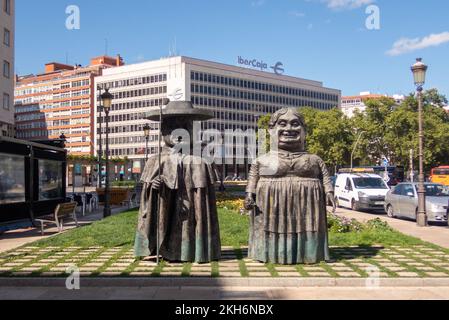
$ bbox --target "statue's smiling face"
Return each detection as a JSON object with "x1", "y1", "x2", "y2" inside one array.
[{"x1": 274, "y1": 112, "x2": 304, "y2": 146}]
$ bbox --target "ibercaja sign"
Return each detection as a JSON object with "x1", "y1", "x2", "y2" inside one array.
[{"x1": 237, "y1": 56, "x2": 285, "y2": 75}]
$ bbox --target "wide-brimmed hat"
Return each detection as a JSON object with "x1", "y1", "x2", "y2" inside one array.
[{"x1": 145, "y1": 100, "x2": 214, "y2": 122}]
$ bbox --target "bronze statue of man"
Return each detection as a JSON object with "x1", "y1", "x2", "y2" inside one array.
[
  {"x1": 134, "y1": 101, "x2": 221, "y2": 263},
  {"x1": 245, "y1": 108, "x2": 334, "y2": 264}
]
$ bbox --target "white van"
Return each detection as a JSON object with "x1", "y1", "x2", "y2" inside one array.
[{"x1": 334, "y1": 173, "x2": 390, "y2": 211}]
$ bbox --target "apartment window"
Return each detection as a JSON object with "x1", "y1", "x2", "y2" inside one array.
[
  {"x1": 4, "y1": 0, "x2": 11, "y2": 14},
  {"x1": 3, "y1": 28, "x2": 10, "y2": 47},
  {"x1": 3, "y1": 60, "x2": 10, "y2": 78},
  {"x1": 3, "y1": 93, "x2": 10, "y2": 110}
]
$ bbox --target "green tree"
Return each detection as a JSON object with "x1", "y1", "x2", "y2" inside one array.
[
  {"x1": 300, "y1": 107, "x2": 353, "y2": 172},
  {"x1": 388, "y1": 94, "x2": 449, "y2": 171},
  {"x1": 254, "y1": 88, "x2": 449, "y2": 173},
  {"x1": 351, "y1": 97, "x2": 396, "y2": 166},
  {"x1": 257, "y1": 107, "x2": 354, "y2": 172},
  {"x1": 257, "y1": 114, "x2": 272, "y2": 152},
  {"x1": 423, "y1": 88, "x2": 448, "y2": 108}
]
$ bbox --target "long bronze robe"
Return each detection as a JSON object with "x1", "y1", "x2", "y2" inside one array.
[
  {"x1": 246, "y1": 151, "x2": 333, "y2": 264},
  {"x1": 134, "y1": 148, "x2": 221, "y2": 263}
]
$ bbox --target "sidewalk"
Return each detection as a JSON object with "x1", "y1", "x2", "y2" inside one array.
[
  {"x1": 1, "y1": 285, "x2": 449, "y2": 300},
  {"x1": 0, "y1": 206, "x2": 132, "y2": 254},
  {"x1": 333, "y1": 207, "x2": 449, "y2": 248}
]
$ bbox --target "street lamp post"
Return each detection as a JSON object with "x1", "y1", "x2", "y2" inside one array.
[
  {"x1": 97, "y1": 86, "x2": 103, "y2": 188},
  {"x1": 219, "y1": 136, "x2": 226, "y2": 192},
  {"x1": 101, "y1": 88, "x2": 113, "y2": 218},
  {"x1": 350, "y1": 131, "x2": 364, "y2": 170},
  {"x1": 143, "y1": 124, "x2": 151, "y2": 162},
  {"x1": 411, "y1": 58, "x2": 428, "y2": 227}
]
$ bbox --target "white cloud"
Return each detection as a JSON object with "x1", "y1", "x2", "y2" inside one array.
[
  {"x1": 136, "y1": 54, "x2": 145, "y2": 62},
  {"x1": 386, "y1": 31, "x2": 449, "y2": 56},
  {"x1": 322, "y1": 0, "x2": 374, "y2": 10},
  {"x1": 251, "y1": 0, "x2": 265, "y2": 7},
  {"x1": 289, "y1": 10, "x2": 306, "y2": 17}
]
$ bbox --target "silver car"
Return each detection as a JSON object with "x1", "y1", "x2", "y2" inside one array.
[{"x1": 384, "y1": 183, "x2": 449, "y2": 223}]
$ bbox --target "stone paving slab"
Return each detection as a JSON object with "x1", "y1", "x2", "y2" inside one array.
[
  {"x1": 278, "y1": 272, "x2": 301, "y2": 277},
  {"x1": 248, "y1": 272, "x2": 272, "y2": 277},
  {"x1": 1, "y1": 245, "x2": 449, "y2": 279}
]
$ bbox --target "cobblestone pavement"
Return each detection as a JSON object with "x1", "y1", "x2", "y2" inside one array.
[{"x1": 1, "y1": 245, "x2": 449, "y2": 278}]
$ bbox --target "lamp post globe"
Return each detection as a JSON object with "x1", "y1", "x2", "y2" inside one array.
[
  {"x1": 411, "y1": 58, "x2": 428, "y2": 88},
  {"x1": 411, "y1": 58, "x2": 428, "y2": 227},
  {"x1": 101, "y1": 88, "x2": 113, "y2": 110},
  {"x1": 59, "y1": 133, "x2": 67, "y2": 147}
]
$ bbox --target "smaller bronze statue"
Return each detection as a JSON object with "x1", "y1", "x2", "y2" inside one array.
[
  {"x1": 134, "y1": 101, "x2": 221, "y2": 263},
  {"x1": 245, "y1": 108, "x2": 334, "y2": 264}
]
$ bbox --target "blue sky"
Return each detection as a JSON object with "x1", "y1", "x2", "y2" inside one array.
[{"x1": 15, "y1": 0, "x2": 449, "y2": 97}]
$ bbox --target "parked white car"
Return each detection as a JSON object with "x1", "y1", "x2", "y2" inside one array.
[{"x1": 334, "y1": 173, "x2": 390, "y2": 211}]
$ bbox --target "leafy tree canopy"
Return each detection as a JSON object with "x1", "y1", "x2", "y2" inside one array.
[{"x1": 255, "y1": 89, "x2": 449, "y2": 172}]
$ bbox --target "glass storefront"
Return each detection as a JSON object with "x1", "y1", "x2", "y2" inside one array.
[
  {"x1": 0, "y1": 153, "x2": 26, "y2": 204},
  {"x1": 38, "y1": 159, "x2": 63, "y2": 201},
  {"x1": 0, "y1": 136, "x2": 67, "y2": 224}
]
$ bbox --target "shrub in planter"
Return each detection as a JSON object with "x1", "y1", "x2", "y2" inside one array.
[{"x1": 327, "y1": 213, "x2": 364, "y2": 233}]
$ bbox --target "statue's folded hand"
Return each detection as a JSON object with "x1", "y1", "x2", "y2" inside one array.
[{"x1": 326, "y1": 192, "x2": 336, "y2": 212}]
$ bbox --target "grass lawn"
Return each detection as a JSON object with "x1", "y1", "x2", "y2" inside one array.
[
  {"x1": 32, "y1": 207, "x2": 437, "y2": 250},
  {"x1": 33, "y1": 208, "x2": 250, "y2": 248},
  {"x1": 328, "y1": 228, "x2": 426, "y2": 247}
]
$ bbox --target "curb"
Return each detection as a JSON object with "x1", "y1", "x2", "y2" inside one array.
[{"x1": 2, "y1": 277, "x2": 449, "y2": 288}]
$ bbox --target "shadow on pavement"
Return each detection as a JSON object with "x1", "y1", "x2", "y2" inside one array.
[{"x1": 329, "y1": 246, "x2": 382, "y2": 262}]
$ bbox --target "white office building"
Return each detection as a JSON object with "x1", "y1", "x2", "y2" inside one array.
[
  {"x1": 94, "y1": 56, "x2": 341, "y2": 178},
  {"x1": 0, "y1": 0, "x2": 14, "y2": 137},
  {"x1": 341, "y1": 91, "x2": 405, "y2": 118}
]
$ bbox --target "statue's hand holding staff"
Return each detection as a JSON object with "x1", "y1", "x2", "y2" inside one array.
[
  {"x1": 152, "y1": 176, "x2": 164, "y2": 191},
  {"x1": 244, "y1": 193, "x2": 256, "y2": 211}
]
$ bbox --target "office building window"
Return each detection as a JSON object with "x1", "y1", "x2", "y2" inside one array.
[
  {"x1": 3, "y1": 93, "x2": 10, "y2": 110},
  {"x1": 3, "y1": 28, "x2": 10, "y2": 46},
  {"x1": 4, "y1": 0, "x2": 10, "y2": 14},
  {"x1": 3, "y1": 60, "x2": 10, "y2": 78}
]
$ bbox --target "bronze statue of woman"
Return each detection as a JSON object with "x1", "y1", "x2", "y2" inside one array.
[{"x1": 245, "y1": 108, "x2": 334, "y2": 264}]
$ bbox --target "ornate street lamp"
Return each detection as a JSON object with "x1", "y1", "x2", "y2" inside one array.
[
  {"x1": 143, "y1": 124, "x2": 151, "y2": 162},
  {"x1": 219, "y1": 135, "x2": 226, "y2": 192},
  {"x1": 101, "y1": 88, "x2": 113, "y2": 218},
  {"x1": 411, "y1": 58, "x2": 428, "y2": 227},
  {"x1": 350, "y1": 131, "x2": 364, "y2": 170},
  {"x1": 97, "y1": 86, "x2": 103, "y2": 188}
]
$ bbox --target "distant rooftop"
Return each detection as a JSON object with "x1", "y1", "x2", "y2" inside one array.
[
  {"x1": 100, "y1": 55, "x2": 340, "y2": 91},
  {"x1": 342, "y1": 92, "x2": 405, "y2": 101},
  {"x1": 16, "y1": 55, "x2": 125, "y2": 81}
]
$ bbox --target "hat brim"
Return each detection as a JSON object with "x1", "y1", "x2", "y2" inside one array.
[{"x1": 145, "y1": 109, "x2": 214, "y2": 122}]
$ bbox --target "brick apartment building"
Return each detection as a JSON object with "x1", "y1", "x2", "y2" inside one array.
[{"x1": 14, "y1": 55, "x2": 124, "y2": 155}]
